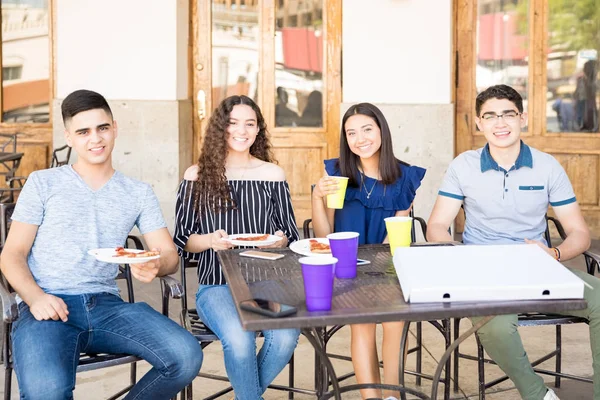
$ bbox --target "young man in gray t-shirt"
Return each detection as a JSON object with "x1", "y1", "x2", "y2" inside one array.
[{"x1": 0, "y1": 89, "x2": 202, "y2": 399}]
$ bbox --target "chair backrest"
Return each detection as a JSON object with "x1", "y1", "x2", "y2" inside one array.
[
  {"x1": 0, "y1": 133, "x2": 17, "y2": 153},
  {"x1": 0, "y1": 202, "x2": 15, "y2": 252},
  {"x1": 50, "y1": 145, "x2": 72, "y2": 168}
]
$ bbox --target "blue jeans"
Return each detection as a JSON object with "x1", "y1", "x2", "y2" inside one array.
[
  {"x1": 12, "y1": 293, "x2": 203, "y2": 400},
  {"x1": 196, "y1": 285, "x2": 300, "y2": 400}
]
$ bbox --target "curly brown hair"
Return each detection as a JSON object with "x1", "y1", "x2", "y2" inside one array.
[{"x1": 192, "y1": 95, "x2": 276, "y2": 215}]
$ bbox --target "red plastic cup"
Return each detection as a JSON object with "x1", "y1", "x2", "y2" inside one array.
[
  {"x1": 299, "y1": 256, "x2": 338, "y2": 311},
  {"x1": 327, "y1": 232, "x2": 360, "y2": 279}
]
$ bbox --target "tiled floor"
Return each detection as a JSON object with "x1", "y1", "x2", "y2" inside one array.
[{"x1": 1, "y1": 240, "x2": 598, "y2": 399}]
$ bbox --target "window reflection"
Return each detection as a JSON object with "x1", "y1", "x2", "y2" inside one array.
[
  {"x1": 546, "y1": 2, "x2": 598, "y2": 133},
  {"x1": 274, "y1": 0, "x2": 323, "y2": 128},
  {"x1": 2, "y1": 0, "x2": 50, "y2": 123},
  {"x1": 211, "y1": 0, "x2": 259, "y2": 106},
  {"x1": 476, "y1": 0, "x2": 529, "y2": 130}
]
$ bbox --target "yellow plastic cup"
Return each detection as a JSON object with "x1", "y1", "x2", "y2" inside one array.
[
  {"x1": 385, "y1": 216, "x2": 413, "y2": 255},
  {"x1": 326, "y1": 177, "x2": 349, "y2": 209}
]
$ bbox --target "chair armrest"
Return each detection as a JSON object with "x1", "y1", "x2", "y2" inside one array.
[
  {"x1": 126, "y1": 235, "x2": 144, "y2": 250},
  {"x1": 546, "y1": 216, "x2": 567, "y2": 240},
  {"x1": 584, "y1": 250, "x2": 600, "y2": 276},
  {"x1": 303, "y1": 218, "x2": 312, "y2": 239},
  {"x1": 160, "y1": 275, "x2": 184, "y2": 299},
  {"x1": 0, "y1": 280, "x2": 18, "y2": 323},
  {"x1": 413, "y1": 216, "x2": 428, "y2": 239}
]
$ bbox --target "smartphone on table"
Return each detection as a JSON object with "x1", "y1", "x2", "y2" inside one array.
[{"x1": 239, "y1": 298, "x2": 297, "y2": 318}]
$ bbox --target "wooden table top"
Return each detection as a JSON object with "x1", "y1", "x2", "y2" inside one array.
[{"x1": 219, "y1": 244, "x2": 587, "y2": 331}]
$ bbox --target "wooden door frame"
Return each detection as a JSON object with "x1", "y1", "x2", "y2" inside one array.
[{"x1": 189, "y1": 0, "x2": 342, "y2": 162}]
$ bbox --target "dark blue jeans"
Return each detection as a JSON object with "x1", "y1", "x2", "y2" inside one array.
[{"x1": 11, "y1": 293, "x2": 203, "y2": 400}]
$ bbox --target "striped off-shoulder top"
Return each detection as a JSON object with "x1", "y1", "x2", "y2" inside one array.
[{"x1": 174, "y1": 179, "x2": 300, "y2": 285}]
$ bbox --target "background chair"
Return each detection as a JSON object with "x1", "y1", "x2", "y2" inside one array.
[
  {"x1": 0, "y1": 134, "x2": 25, "y2": 204},
  {"x1": 0, "y1": 235, "x2": 184, "y2": 400},
  {"x1": 162, "y1": 257, "x2": 315, "y2": 400},
  {"x1": 302, "y1": 210, "x2": 452, "y2": 400},
  {"x1": 452, "y1": 216, "x2": 600, "y2": 399},
  {"x1": 50, "y1": 145, "x2": 72, "y2": 168}
]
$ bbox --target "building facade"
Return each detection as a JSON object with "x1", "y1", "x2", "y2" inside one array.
[{"x1": 2, "y1": 0, "x2": 599, "y2": 237}]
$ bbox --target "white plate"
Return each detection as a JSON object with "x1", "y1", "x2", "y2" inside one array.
[
  {"x1": 289, "y1": 238, "x2": 331, "y2": 257},
  {"x1": 223, "y1": 234, "x2": 282, "y2": 247},
  {"x1": 88, "y1": 248, "x2": 161, "y2": 264}
]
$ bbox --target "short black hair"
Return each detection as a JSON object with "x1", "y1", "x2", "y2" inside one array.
[
  {"x1": 475, "y1": 84, "x2": 523, "y2": 116},
  {"x1": 61, "y1": 89, "x2": 113, "y2": 126}
]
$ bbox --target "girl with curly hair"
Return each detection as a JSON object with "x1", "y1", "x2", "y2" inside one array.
[
  {"x1": 174, "y1": 95, "x2": 300, "y2": 399},
  {"x1": 312, "y1": 102, "x2": 426, "y2": 400}
]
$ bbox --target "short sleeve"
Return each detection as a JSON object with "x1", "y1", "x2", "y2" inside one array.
[
  {"x1": 135, "y1": 185, "x2": 167, "y2": 234},
  {"x1": 173, "y1": 180, "x2": 198, "y2": 254},
  {"x1": 11, "y1": 172, "x2": 44, "y2": 225},
  {"x1": 394, "y1": 165, "x2": 426, "y2": 210},
  {"x1": 438, "y1": 159, "x2": 465, "y2": 201},
  {"x1": 270, "y1": 181, "x2": 300, "y2": 244},
  {"x1": 324, "y1": 158, "x2": 341, "y2": 177},
  {"x1": 548, "y1": 158, "x2": 576, "y2": 207}
]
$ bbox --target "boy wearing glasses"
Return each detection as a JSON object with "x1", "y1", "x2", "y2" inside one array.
[{"x1": 427, "y1": 84, "x2": 599, "y2": 400}]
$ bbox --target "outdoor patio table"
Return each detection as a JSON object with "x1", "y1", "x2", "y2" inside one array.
[{"x1": 218, "y1": 244, "x2": 587, "y2": 400}]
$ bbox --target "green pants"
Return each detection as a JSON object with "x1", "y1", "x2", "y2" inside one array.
[{"x1": 471, "y1": 268, "x2": 600, "y2": 400}]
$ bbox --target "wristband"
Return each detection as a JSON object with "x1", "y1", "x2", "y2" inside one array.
[{"x1": 552, "y1": 247, "x2": 561, "y2": 261}]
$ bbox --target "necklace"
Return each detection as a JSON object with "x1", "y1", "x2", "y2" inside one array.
[
  {"x1": 361, "y1": 173, "x2": 378, "y2": 199},
  {"x1": 230, "y1": 157, "x2": 252, "y2": 180}
]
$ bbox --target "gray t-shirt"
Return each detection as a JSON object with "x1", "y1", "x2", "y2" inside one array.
[{"x1": 11, "y1": 166, "x2": 166, "y2": 296}]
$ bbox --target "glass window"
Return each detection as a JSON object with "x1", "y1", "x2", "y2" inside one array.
[
  {"x1": 546, "y1": 1, "x2": 599, "y2": 133},
  {"x1": 274, "y1": 0, "x2": 324, "y2": 128},
  {"x1": 2, "y1": 0, "x2": 50, "y2": 123},
  {"x1": 211, "y1": 0, "x2": 259, "y2": 106},
  {"x1": 476, "y1": 0, "x2": 529, "y2": 129}
]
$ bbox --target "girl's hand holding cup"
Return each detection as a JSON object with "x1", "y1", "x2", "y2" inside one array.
[{"x1": 314, "y1": 176, "x2": 340, "y2": 199}]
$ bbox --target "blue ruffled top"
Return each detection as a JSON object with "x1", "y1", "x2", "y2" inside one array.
[{"x1": 324, "y1": 158, "x2": 426, "y2": 245}]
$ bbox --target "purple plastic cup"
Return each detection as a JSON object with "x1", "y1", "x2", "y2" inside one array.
[
  {"x1": 326, "y1": 232, "x2": 360, "y2": 279},
  {"x1": 299, "y1": 256, "x2": 338, "y2": 311}
]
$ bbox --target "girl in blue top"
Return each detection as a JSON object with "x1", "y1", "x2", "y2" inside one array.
[{"x1": 311, "y1": 102, "x2": 426, "y2": 400}]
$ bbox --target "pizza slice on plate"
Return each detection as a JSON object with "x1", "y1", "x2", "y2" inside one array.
[
  {"x1": 113, "y1": 246, "x2": 160, "y2": 258},
  {"x1": 309, "y1": 239, "x2": 331, "y2": 254},
  {"x1": 234, "y1": 234, "x2": 270, "y2": 242}
]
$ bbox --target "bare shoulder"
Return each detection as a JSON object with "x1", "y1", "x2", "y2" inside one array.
[
  {"x1": 257, "y1": 162, "x2": 286, "y2": 181},
  {"x1": 183, "y1": 165, "x2": 200, "y2": 181}
]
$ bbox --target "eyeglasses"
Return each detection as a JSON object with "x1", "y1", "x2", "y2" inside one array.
[{"x1": 480, "y1": 111, "x2": 521, "y2": 124}]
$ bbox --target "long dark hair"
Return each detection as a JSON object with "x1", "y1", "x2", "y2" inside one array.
[
  {"x1": 192, "y1": 95, "x2": 275, "y2": 214},
  {"x1": 339, "y1": 103, "x2": 402, "y2": 187}
]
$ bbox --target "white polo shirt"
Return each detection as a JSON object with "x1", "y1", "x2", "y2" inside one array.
[{"x1": 438, "y1": 141, "x2": 576, "y2": 245}]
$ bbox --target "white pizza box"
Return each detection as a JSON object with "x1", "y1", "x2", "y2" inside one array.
[{"x1": 393, "y1": 244, "x2": 585, "y2": 303}]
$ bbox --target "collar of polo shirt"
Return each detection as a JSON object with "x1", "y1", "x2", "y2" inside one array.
[{"x1": 480, "y1": 140, "x2": 533, "y2": 172}]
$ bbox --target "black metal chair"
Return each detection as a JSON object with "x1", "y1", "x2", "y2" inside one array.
[
  {"x1": 0, "y1": 134, "x2": 25, "y2": 204},
  {"x1": 302, "y1": 211, "x2": 453, "y2": 400},
  {"x1": 0, "y1": 235, "x2": 183, "y2": 400},
  {"x1": 50, "y1": 145, "x2": 72, "y2": 168},
  {"x1": 452, "y1": 216, "x2": 600, "y2": 399},
  {"x1": 161, "y1": 257, "x2": 316, "y2": 400}
]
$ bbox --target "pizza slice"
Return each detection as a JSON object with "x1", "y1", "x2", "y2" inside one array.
[
  {"x1": 234, "y1": 234, "x2": 270, "y2": 242},
  {"x1": 309, "y1": 239, "x2": 331, "y2": 254},
  {"x1": 113, "y1": 247, "x2": 160, "y2": 258}
]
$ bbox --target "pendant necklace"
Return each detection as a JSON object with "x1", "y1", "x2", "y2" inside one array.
[{"x1": 361, "y1": 173, "x2": 378, "y2": 199}]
